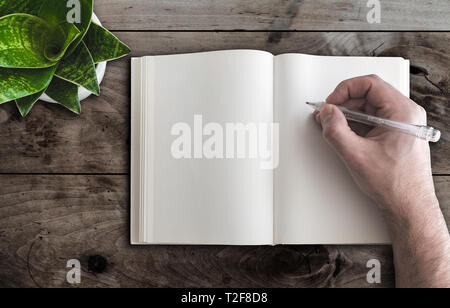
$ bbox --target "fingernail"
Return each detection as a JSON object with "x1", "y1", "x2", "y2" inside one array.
[{"x1": 320, "y1": 105, "x2": 334, "y2": 123}]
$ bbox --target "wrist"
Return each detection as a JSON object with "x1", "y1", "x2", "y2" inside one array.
[
  {"x1": 376, "y1": 173, "x2": 438, "y2": 220},
  {"x1": 382, "y1": 193, "x2": 450, "y2": 288},
  {"x1": 380, "y1": 192, "x2": 442, "y2": 237}
]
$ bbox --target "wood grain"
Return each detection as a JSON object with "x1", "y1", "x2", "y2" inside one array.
[
  {"x1": 0, "y1": 175, "x2": 447, "y2": 288},
  {"x1": 0, "y1": 32, "x2": 448, "y2": 173},
  {"x1": 0, "y1": 26, "x2": 449, "y2": 287},
  {"x1": 0, "y1": 60, "x2": 129, "y2": 173},
  {"x1": 94, "y1": 0, "x2": 450, "y2": 31}
]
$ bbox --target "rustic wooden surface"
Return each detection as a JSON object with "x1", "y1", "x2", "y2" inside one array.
[
  {"x1": 0, "y1": 1, "x2": 449, "y2": 288},
  {"x1": 0, "y1": 176, "x2": 448, "y2": 288},
  {"x1": 94, "y1": 0, "x2": 450, "y2": 31},
  {"x1": 1, "y1": 32, "x2": 449, "y2": 174}
]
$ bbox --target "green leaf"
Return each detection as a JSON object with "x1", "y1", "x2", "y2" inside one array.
[
  {"x1": 0, "y1": 0, "x2": 45, "y2": 17},
  {"x1": 0, "y1": 14, "x2": 80, "y2": 68},
  {"x1": 45, "y1": 76, "x2": 81, "y2": 114},
  {"x1": 55, "y1": 41, "x2": 99, "y2": 95},
  {"x1": 0, "y1": 66, "x2": 57, "y2": 104},
  {"x1": 84, "y1": 22, "x2": 131, "y2": 64},
  {"x1": 48, "y1": 22, "x2": 81, "y2": 62},
  {"x1": 38, "y1": 0, "x2": 93, "y2": 55},
  {"x1": 15, "y1": 87, "x2": 48, "y2": 117}
]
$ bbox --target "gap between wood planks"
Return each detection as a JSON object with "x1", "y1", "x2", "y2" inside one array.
[
  {"x1": 2, "y1": 30, "x2": 447, "y2": 178},
  {"x1": 109, "y1": 30, "x2": 450, "y2": 32},
  {"x1": 0, "y1": 173, "x2": 449, "y2": 176}
]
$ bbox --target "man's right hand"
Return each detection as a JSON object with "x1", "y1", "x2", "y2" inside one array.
[
  {"x1": 314, "y1": 75, "x2": 450, "y2": 288},
  {"x1": 315, "y1": 74, "x2": 435, "y2": 217}
]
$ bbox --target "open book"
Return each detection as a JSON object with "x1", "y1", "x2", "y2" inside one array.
[{"x1": 131, "y1": 50, "x2": 410, "y2": 245}]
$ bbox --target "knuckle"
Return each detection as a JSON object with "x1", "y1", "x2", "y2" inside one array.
[
  {"x1": 334, "y1": 80, "x2": 349, "y2": 92},
  {"x1": 367, "y1": 74, "x2": 381, "y2": 81},
  {"x1": 323, "y1": 126, "x2": 340, "y2": 140},
  {"x1": 337, "y1": 79, "x2": 348, "y2": 87},
  {"x1": 364, "y1": 74, "x2": 383, "y2": 88},
  {"x1": 408, "y1": 102, "x2": 427, "y2": 119},
  {"x1": 416, "y1": 104, "x2": 427, "y2": 116},
  {"x1": 415, "y1": 104, "x2": 428, "y2": 123}
]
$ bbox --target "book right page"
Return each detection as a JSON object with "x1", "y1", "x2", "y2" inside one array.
[{"x1": 274, "y1": 54, "x2": 410, "y2": 245}]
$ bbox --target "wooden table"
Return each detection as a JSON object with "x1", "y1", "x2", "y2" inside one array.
[{"x1": 0, "y1": 0, "x2": 449, "y2": 288}]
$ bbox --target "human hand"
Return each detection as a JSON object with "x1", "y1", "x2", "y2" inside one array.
[
  {"x1": 315, "y1": 75, "x2": 450, "y2": 288},
  {"x1": 314, "y1": 75, "x2": 438, "y2": 217}
]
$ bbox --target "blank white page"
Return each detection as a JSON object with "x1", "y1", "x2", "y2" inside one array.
[
  {"x1": 274, "y1": 54, "x2": 409, "y2": 244},
  {"x1": 133, "y1": 50, "x2": 274, "y2": 245}
]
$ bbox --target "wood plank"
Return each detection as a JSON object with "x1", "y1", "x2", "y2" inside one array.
[
  {"x1": 0, "y1": 32, "x2": 448, "y2": 173},
  {"x1": 0, "y1": 175, "x2": 447, "y2": 287},
  {"x1": 0, "y1": 60, "x2": 130, "y2": 174},
  {"x1": 94, "y1": 0, "x2": 450, "y2": 31}
]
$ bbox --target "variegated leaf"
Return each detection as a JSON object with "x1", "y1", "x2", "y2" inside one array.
[
  {"x1": 38, "y1": 0, "x2": 93, "y2": 55},
  {"x1": 45, "y1": 76, "x2": 81, "y2": 114},
  {"x1": 0, "y1": 66, "x2": 57, "y2": 104},
  {"x1": 84, "y1": 22, "x2": 131, "y2": 64},
  {"x1": 55, "y1": 42, "x2": 99, "y2": 96},
  {"x1": 0, "y1": 14, "x2": 79, "y2": 68}
]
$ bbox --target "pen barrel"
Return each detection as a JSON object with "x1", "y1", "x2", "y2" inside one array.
[{"x1": 339, "y1": 107, "x2": 441, "y2": 143}]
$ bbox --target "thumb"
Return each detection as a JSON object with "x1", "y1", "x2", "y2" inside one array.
[{"x1": 319, "y1": 104, "x2": 364, "y2": 161}]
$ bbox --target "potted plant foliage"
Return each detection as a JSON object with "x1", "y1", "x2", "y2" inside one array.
[{"x1": 0, "y1": 0, "x2": 130, "y2": 116}]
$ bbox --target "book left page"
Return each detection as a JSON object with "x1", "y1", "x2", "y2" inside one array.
[{"x1": 131, "y1": 50, "x2": 275, "y2": 245}]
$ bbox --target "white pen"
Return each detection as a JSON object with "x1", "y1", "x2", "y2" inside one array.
[{"x1": 306, "y1": 102, "x2": 441, "y2": 143}]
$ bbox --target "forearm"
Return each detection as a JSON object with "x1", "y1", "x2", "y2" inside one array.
[
  {"x1": 383, "y1": 195, "x2": 450, "y2": 288},
  {"x1": 319, "y1": 75, "x2": 449, "y2": 287}
]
